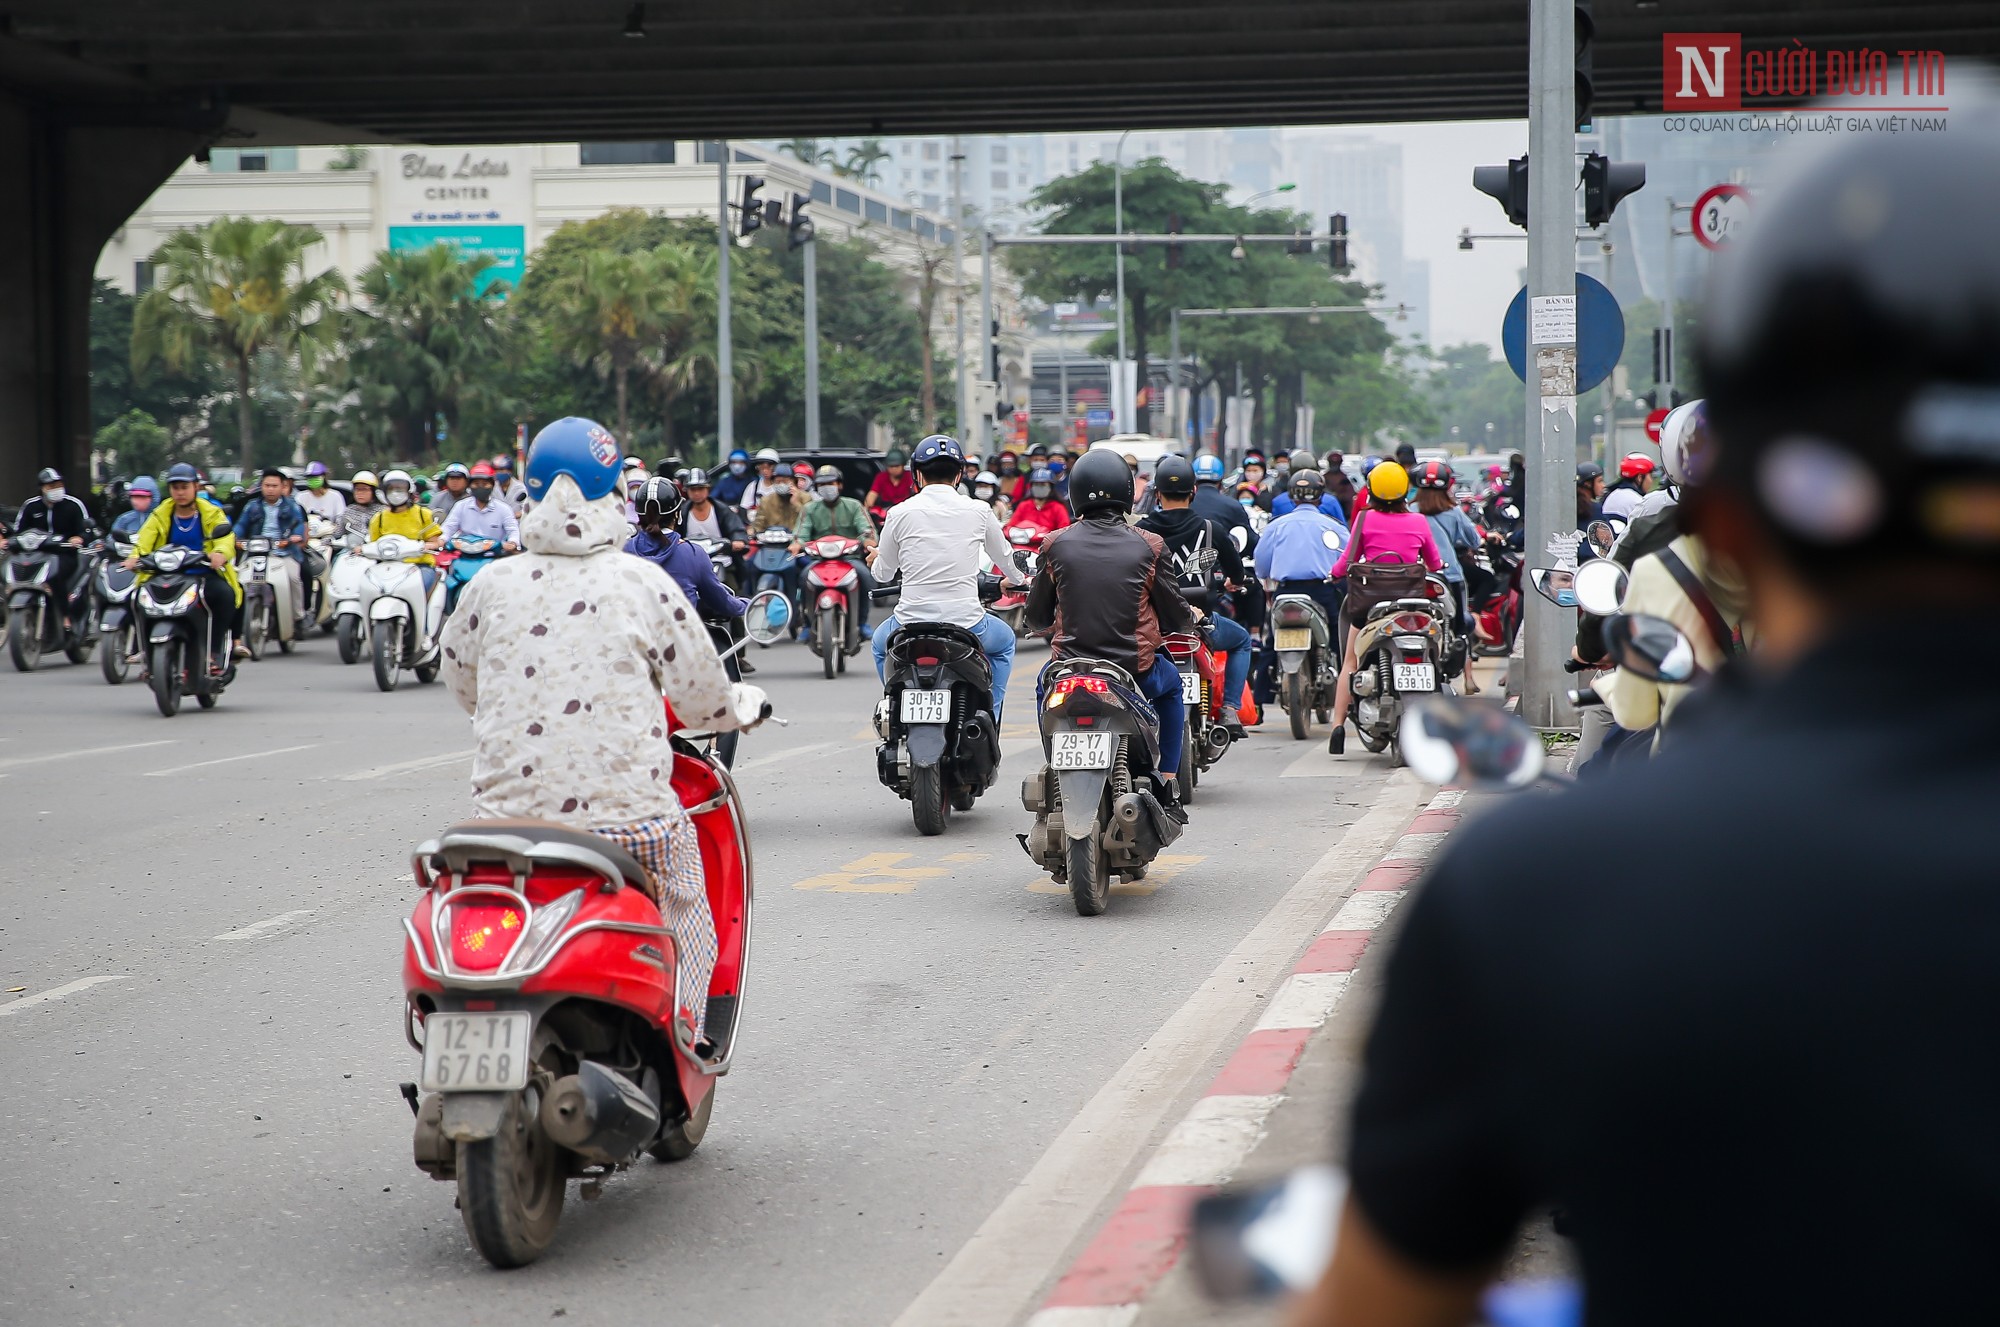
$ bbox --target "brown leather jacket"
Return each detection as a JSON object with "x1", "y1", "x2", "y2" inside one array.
[{"x1": 1025, "y1": 513, "x2": 1196, "y2": 677}]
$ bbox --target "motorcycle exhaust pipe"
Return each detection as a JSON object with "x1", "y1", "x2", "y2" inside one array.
[
  {"x1": 1203, "y1": 725, "x2": 1233, "y2": 759},
  {"x1": 539, "y1": 1061, "x2": 662, "y2": 1164},
  {"x1": 1114, "y1": 793, "x2": 1144, "y2": 826}
]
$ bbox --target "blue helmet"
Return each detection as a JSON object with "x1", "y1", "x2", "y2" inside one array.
[
  {"x1": 911, "y1": 434, "x2": 965, "y2": 467},
  {"x1": 525, "y1": 417, "x2": 622, "y2": 501},
  {"x1": 164, "y1": 462, "x2": 201, "y2": 484},
  {"x1": 727, "y1": 448, "x2": 750, "y2": 463},
  {"x1": 1193, "y1": 453, "x2": 1225, "y2": 482},
  {"x1": 129, "y1": 475, "x2": 159, "y2": 497},
  {"x1": 1028, "y1": 466, "x2": 1054, "y2": 484}
]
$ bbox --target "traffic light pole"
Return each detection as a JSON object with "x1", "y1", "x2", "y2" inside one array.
[
  {"x1": 1521, "y1": 0, "x2": 1577, "y2": 729},
  {"x1": 716, "y1": 141, "x2": 734, "y2": 455},
  {"x1": 803, "y1": 234, "x2": 820, "y2": 453},
  {"x1": 978, "y1": 227, "x2": 994, "y2": 456},
  {"x1": 950, "y1": 138, "x2": 968, "y2": 445}
]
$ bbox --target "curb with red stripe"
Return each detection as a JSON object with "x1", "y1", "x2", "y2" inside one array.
[{"x1": 1025, "y1": 788, "x2": 1466, "y2": 1327}]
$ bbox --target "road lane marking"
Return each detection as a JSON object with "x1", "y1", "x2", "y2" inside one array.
[
  {"x1": 1026, "y1": 853, "x2": 1204, "y2": 900},
  {"x1": 145, "y1": 744, "x2": 318, "y2": 777},
  {"x1": 0, "y1": 740, "x2": 175, "y2": 772},
  {"x1": 734, "y1": 741, "x2": 837, "y2": 773},
  {"x1": 211, "y1": 910, "x2": 315, "y2": 942},
  {"x1": 0, "y1": 975, "x2": 131, "y2": 1019},
  {"x1": 890, "y1": 772, "x2": 1424, "y2": 1327},
  {"x1": 939, "y1": 850, "x2": 989, "y2": 864},
  {"x1": 792, "y1": 851, "x2": 951, "y2": 894},
  {"x1": 336, "y1": 750, "x2": 471, "y2": 781}
]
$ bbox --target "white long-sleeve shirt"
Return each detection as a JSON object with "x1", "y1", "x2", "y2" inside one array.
[{"x1": 872, "y1": 481, "x2": 1023, "y2": 629}]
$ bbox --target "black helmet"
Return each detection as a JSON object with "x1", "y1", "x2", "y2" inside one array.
[
  {"x1": 637, "y1": 475, "x2": 684, "y2": 526},
  {"x1": 1068, "y1": 448, "x2": 1135, "y2": 515},
  {"x1": 1289, "y1": 467, "x2": 1326, "y2": 504},
  {"x1": 1575, "y1": 461, "x2": 1604, "y2": 487},
  {"x1": 35, "y1": 467, "x2": 61, "y2": 486},
  {"x1": 1153, "y1": 454, "x2": 1196, "y2": 499},
  {"x1": 1702, "y1": 95, "x2": 2000, "y2": 564}
]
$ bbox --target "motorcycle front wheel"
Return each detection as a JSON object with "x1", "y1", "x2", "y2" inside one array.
[
  {"x1": 8, "y1": 603, "x2": 42, "y2": 672},
  {"x1": 820, "y1": 607, "x2": 837, "y2": 679},
  {"x1": 244, "y1": 600, "x2": 267, "y2": 660},
  {"x1": 457, "y1": 1087, "x2": 565, "y2": 1269},
  {"x1": 1285, "y1": 671, "x2": 1310, "y2": 741},
  {"x1": 335, "y1": 615, "x2": 361, "y2": 665},
  {"x1": 150, "y1": 640, "x2": 182, "y2": 717},
  {"x1": 100, "y1": 625, "x2": 131, "y2": 685},
  {"x1": 372, "y1": 619, "x2": 402, "y2": 692},
  {"x1": 910, "y1": 761, "x2": 949, "y2": 837}
]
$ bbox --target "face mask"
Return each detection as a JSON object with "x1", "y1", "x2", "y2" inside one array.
[
  {"x1": 974, "y1": 486, "x2": 995, "y2": 501},
  {"x1": 42, "y1": 486, "x2": 65, "y2": 503},
  {"x1": 728, "y1": 461, "x2": 746, "y2": 475},
  {"x1": 470, "y1": 483, "x2": 494, "y2": 502},
  {"x1": 1239, "y1": 495, "x2": 1255, "y2": 507},
  {"x1": 815, "y1": 485, "x2": 839, "y2": 502},
  {"x1": 386, "y1": 488, "x2": 411, "y2": 508},
  {"x1": 772, "y1": 481, "x2": 792, "y2": 495},
  {"x1": 1031, "y1": 484, "x2": 1051, "y2": 500}
]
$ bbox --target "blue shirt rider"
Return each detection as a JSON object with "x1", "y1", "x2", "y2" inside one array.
[
  {"x1": 710, "y1": 449, "x2": 754, "y2": 508},
  {"x1": 110, "y1": 476, "x2": 159, "y2": 539}
]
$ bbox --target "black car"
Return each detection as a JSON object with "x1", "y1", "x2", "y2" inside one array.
[{"x1": 709, "y1": 450, "x2": 885, "y2": 500}]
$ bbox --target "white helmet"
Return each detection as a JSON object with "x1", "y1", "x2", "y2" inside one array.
[
  {"x1": 754, "y1": 447, "x2": 781, "y2": 464},
  {"x1": 1657, "y1": 400, "x2": 1707, "y2": 486},
  {"x1": 381, "y1": 468, "x2": 414, "y2": 506},
  {"x1": 350, "y1": 470, "x2": 380, "y2": 489},
  {"x1": 972, "y1": 469, "x2": 1000, "y2": 498}
]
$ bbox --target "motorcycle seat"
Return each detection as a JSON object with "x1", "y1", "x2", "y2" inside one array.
[{"x1": 428, "y1": 818, "x2": 653, "y2": 894}]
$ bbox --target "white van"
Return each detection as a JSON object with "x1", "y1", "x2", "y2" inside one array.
[{"x1": 1089, "y1": 434, "x2": 1186, "y2": 473}]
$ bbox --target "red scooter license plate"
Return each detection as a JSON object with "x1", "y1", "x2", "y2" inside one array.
[{"x1": 420, "y1": 1011, "x2": 531, "y2": 1093}]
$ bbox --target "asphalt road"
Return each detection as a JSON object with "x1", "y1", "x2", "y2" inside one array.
[{"x1": 0, "y1": 622, "x2": 1410, "y2": 1326}]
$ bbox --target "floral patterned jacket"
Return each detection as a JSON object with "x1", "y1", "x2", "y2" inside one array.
[{"x1": 440, "y1": 476, "x2": 767, "y2": 827}]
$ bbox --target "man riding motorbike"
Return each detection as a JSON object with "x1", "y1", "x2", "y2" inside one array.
[
  {"x1": 1577, "y1": 461, "x2": 1607, "y2": 524},
  {"x1": 866, "y1": 447, "x2": 917, "y2": 516},
  {"x1": 1138, "y1": 455, "x2": 1253, "y2": 735},
  {"x1": 1600, "y1": 452, "x2": 1657, "y2": 520},
  {"x1": 1191, "y1": 452, "x2": 1262, "y2": 555},
  {"x1": 1024, "y1": 448, "x2": 1195, "y2": 814},
  {"x1": 712, "y1": 448, "x2": 754, "y2": 507},
  {"x1": 439, "y1": 461, "x2": 521, "y2": 552},
  {"x1": 1004, "y1": 467, "x2": 1071, "y2": 540},
  {"x1": 871, "y1": 434, "x2": 1026, "y2": 719},
  {"x1": 678, "y1": 470, "x2": 749, "y2": 586},
  {"x1": 428, "y1": 461, "x2": 470, "y2": 520},
  {"x1": 110, "y1": 476, "x2": 158, "y2": 538},
  {"x1": 126, "y1": 462, "x2": 242, "y2": 671},
  {"x1": 5, "y1": 466, "x2": 97, "y2": 630},
  {"x1": 795, "y1": 464, "x2": 877, "y2": 639},
  {"x1": 232, "y1": 467, "x2": 308, "y2": 629},
  {"x1": 441, "y1": 418, "x2": 768, "y2": 1041},
  {"x1": 737, "y1": 447, "x2": 786, "y2": 512}
]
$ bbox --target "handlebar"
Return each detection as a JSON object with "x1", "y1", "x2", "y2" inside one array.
[{"x1": 1567, "y1": 687, "x2": 1602, "y2": 707}]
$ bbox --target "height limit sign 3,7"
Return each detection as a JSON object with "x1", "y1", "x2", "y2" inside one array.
[
  {"x1": 1694, "y1": 183, "x2": 1752, "y2": 251},
  {"x1": 1502, "y1": 273, "x2": 1625, "y2": 395}
]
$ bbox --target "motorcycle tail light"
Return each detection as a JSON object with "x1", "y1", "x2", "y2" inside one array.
[
  {"x1": 1391, "y1": 612, "x2": 1433, "y2": 633},
  {"x1": 449, "y1": 900, "x2": 525, "y2": 972},
  {"x1": 1052, "y1": 675, "x2": 1109, "y2": 698},
  {"x1": 916, "y1": 655, "x2": 940, "y2": 666},
  {"x1": 1423, "y1": 581, "x2": 1444, "y2": 599}
]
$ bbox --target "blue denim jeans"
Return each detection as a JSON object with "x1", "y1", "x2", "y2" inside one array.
[
  {"x1": 1036, "y1": 654, "x2": 1185, "y2": 776},
  {"x1": 1204, "y1": 613, "x2": 1253, "y2": 713},
  {"x1": 873, "y1": 611, "x2": 1016, "y2": 722}
]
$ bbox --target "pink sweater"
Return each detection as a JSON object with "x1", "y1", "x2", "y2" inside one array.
[{"x1": 1328, "y1": 508, "x2": 1441, "y2": 578}]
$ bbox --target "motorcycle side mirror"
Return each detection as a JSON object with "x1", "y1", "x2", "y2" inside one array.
[
  {"x1": 1188, "y1": 1165, "x2": 1345, "y2": 1300},
  {"x1": 1528, "y1": 567, "x2": 1576, "y2": 608},
  {"x1": 1398, "y1": 696, "x2": 1546, "y2": 790},
  {"x1": 1230, "y1": 527, "x2": 1250, "y2": 554},
  {"x1": 1321, "y1": 530, "x2": 1343, "y2": 551},
  {"x1": 1572, "y1": 558, "x2": 1628, "y2": 616},
  {"x1": 1502, "y1": 503, "x2": 1520, "y2": 521},
  {"x1": 743, "y1": 589, "x2": 790, "y2": 645},
  {"x1": 1011, "y1": 549, "x2": 1039, "y2": 576},
  {"x1": 1602, "y1": 612, "x2": 1700, "y2": 683},
  {"x1": 1585, "y1": 519, "x2": 1618, "y2": 557}
]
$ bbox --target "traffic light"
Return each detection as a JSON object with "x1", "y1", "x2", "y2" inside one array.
[
  {"x1": 1165, "y1": 213, "x2": 1183, "y2": 270},
  {"x1": 1287, "y1": 229, "x2": 1313, "y2": 256},
  {"x1": 737, "y1": 175, "x2": 766, "y2": 238},
  {"x1": 1581, "y1": 152, "x2": 1645, "y2": 225},
  {"x1": 1328, "y1": 214, "x2": 1350, "y2": 272},
  {"x1": 989, "y1": 319, "x2": 1001, "y2": 384},
  {"x1": 1575, "y1": 1, "x2": 1595, "y2": 129},
  {"x1": 1650, "y1": 326, "x2": 1674, "y2": 383},
  {"x1": 1472, "y1": 159, "x2": 1529, "y2": 228},
  {"x1": 787, "y1": 193, "x2": 815, "y2": 249}
]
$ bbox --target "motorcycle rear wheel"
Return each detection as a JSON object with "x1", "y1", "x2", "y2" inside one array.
[
  {"x1": 150, "y1": 640, "x2": 182, "y2": 717},
  {"x1": 335, "y1": 615, "x2": 361, "y2": 665},
  {"x1": 1067, "y1": 805, "x2": 1111, "y2": 916},
  {"x1": 244, "y1": 601, "x2": 267, "y2": 660},
  {"x1": 8, "y1": 605, "x2": 42, "y2": 672},
  {"x1": 1180, "y1": 724, "x2": 1199, "y2": 804},
  {"x1": 372, "y1": 619, "x2": 402, "y2": 692},
  {"x1": 820, "y1": 607, "x2": 837, "y2": 679},
  {"x1": 910, "y1": 761, "x2": 950, "y2": 836},
  {"x1": 1285, "y1": 672, "x2": 1310, "y2": 741},
  {"x1": 457, "y1": 1088, "x2": 565, "y2": 1269},
  {"x1": 415, "y1": 655, "x2": 441, "y2": 684},
  {"x1": 63, "y1": 625, "x2": 91, "y2": 666},
  {"x1": 649, "y1": 1083, "x2": 714, "y2": 1163},
  {"x1": 275, "y1": 608, "x2": 295, "y2": 654},
  {"x1": 100, "y1": 625, "x2": 130, "y2": 685}
]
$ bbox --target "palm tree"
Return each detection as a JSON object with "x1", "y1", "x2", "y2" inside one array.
[
  {"x1": 545, "y1": 247, "x2": 675, "y2": 439},
  {"x1": 776, "y1": 138, "x2": 837, "y2": 170},
  {"x1": 841, "y1": 138, "x2": 891, "y2": 187},
  {"x1": 132, "y1": 217, "x2": 347, "y2": 471},
  {"x1": 911, "y1": 240, "x2": 952, "y2": 434}
]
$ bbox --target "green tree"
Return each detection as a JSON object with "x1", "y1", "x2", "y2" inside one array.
[
  {"x1": 544, "y1": 246, "x2": 679, "y2": 440},
  {"x1": 320, "y1": 242, "x2": 513, "y2": 459},
  {"x1": 94, "y1": 409, "x2": 176, "y2": 478},
  {"x1": 1418, "y1": 343, "x2": 1526, "y2": 453},
  {"x1": 840, "y1": 139, "x2": 891, "y2": 186},
  {"x1": 90, "y1": 278, "x2": 218, "y2": 440},
  {"x1": 131, "y1": 217, "x2": 347, "y2": 473},
  {"x1": 776, "y1": 139, "x2": 837, "y2": 170}
]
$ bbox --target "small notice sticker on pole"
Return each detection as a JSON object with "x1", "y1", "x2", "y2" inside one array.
[{"x1": 1529, "y1": 294, "x2": 1576, "y2": 345}]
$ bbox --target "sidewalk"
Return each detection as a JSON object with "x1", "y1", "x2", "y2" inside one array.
[{"x1": 1023, "y1": 788, "x2": 1506, "y2": 1327}]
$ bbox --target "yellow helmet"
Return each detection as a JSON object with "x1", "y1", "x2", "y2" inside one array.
[{"x1": 1367, "y1": 461, "x2": 1410, "y2": 501}]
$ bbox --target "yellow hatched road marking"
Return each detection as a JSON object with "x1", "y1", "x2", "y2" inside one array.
[
  {"x1": 1026, "y1": 853, "x2": 1205, "y2": 899},
  {"x1": 792, "y1": 851, "x2": 952, "y2": 894}
]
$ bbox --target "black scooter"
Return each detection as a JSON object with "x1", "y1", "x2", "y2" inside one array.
[
  {"x1": 5, "y1": 529, "x2": 100, "y2": 671},
  {"x1": 134, "y1": 547, "x2": 235, "y2": 717},
  {"x1": 872, "y1": 578, "x2": 1006, "y2": 836}
]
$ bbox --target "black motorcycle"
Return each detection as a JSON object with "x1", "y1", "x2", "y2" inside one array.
[
  {"x1": 95, "y1": 534, "x2": 141, "y2": 684},
  {"x1": 873, "y1": 581, "x2": 1005, "y2": 836},
  {"x1": 1021, "y1": 657, "x2": 1185, "y2": 915},
  {"x1": 5, "y1": 528, "x2": 99, "y2": 671},
  {"x1": 134, "y1": 546, "x2": 234, "y2": 717}
]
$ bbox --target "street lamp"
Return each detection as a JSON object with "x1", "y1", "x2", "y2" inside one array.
[
  {"x1": 1229, "y1": 236, "x2": 1247, "y2": 260},
  {"x1": 1241, "y1": 182, "x2": 1298, "y2": 209}
]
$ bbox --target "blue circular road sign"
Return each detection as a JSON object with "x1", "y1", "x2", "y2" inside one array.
[{"x1": 1501, "y1": 273, "x2": 1625, "y2": 394}]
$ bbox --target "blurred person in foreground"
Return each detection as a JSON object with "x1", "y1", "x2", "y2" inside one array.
[{"x1": 1295, "y1": 94, "x2": 2000, "y2": 1327}]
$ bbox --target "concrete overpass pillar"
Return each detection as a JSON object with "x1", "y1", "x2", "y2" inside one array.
[{"x1": 0, "y1": 95, "x2": 212, "y2": 498}]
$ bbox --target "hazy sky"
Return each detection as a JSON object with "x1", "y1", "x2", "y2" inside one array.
[{"x1": 1346, "y1": 118, "x2": 1532, "y2": 352}]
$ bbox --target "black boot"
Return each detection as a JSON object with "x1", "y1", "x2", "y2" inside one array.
[
  {"x1": 1328, "y1": 724, "x2": 1346, "y2": 755},
  {"x1": 1157, "y1": 774, "x2": 1189, "y2": 824}
]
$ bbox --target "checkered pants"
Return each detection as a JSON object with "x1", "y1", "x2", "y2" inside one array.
[{"x1": 590, "y1": 814, "x2": 715, "y2": 1040}]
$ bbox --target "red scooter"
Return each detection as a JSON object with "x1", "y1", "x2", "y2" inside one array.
[
  {"x1": 990, "y1": 526, "x2": 1044, "y2": 635},
  {"x1": 1163, "y1": 626, "x2": 1231, "y2": 802},
  {"x1": 801, "y1": 533, "x2": 867, "y2": 679},
  {"x1": 399, "y1": 708, "x2": 758, "y2": 1268}
]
